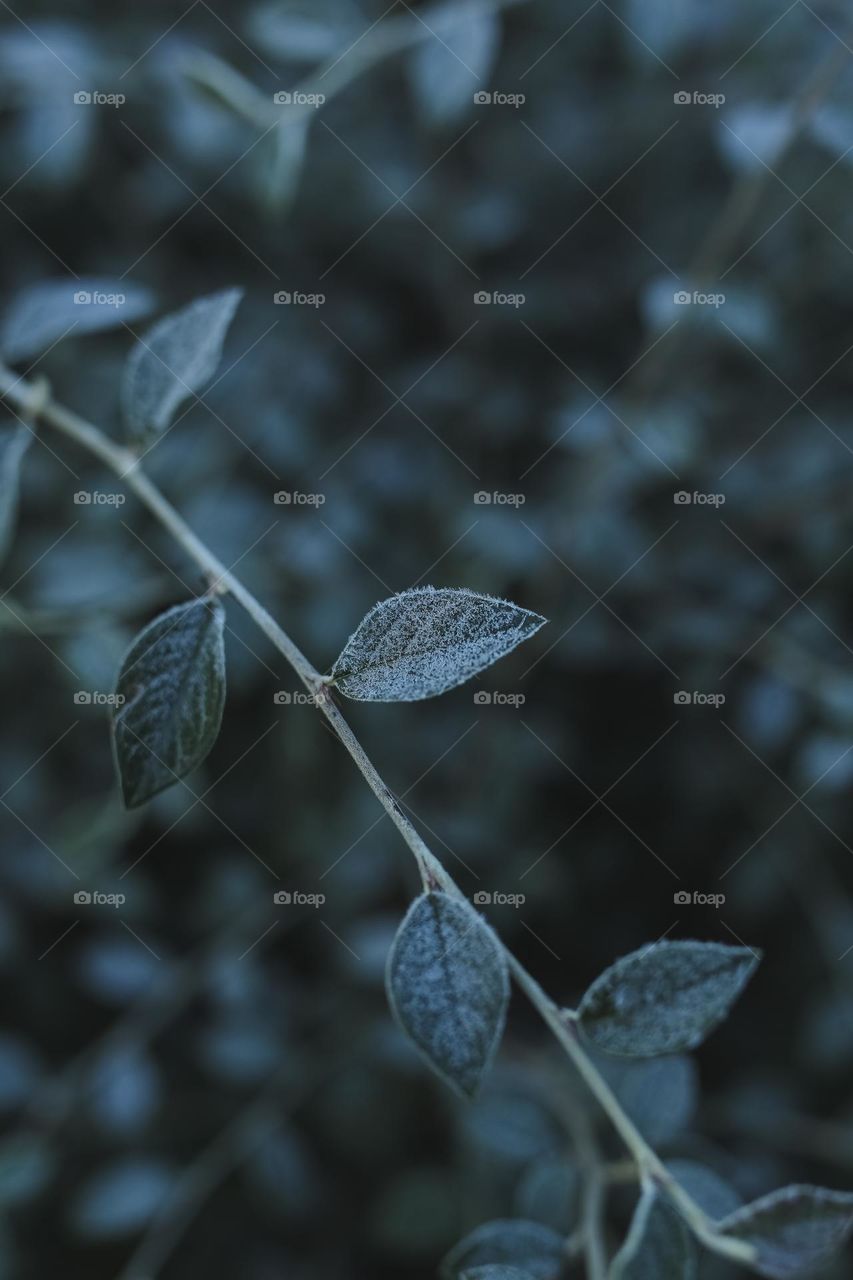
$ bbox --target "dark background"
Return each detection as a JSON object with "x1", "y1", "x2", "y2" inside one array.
[{"x1": 2, "y1": 0, "x2": 853, "y2": 1276}]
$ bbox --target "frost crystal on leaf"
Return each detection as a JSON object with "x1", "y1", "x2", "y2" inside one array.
[
  {"x1": 718, "y1": 1185, "x2": 853, "y2": 1278},
  {"x1": 122, "y1": 288, "x2": 243, "y2": 443},
  {"x1": 386, "y1": 892, "x2": 509, "y2": 1099},
  {"x1": 441, "y1": 1219, "x2": 564, "y2": 1279},
  {"x1": 112, "y1": 598, "x2": 227, "y2": 809},
  {"x1": 578, "y1": 940, "x2": 760, "y2": 1057},
  {"x1": 330, "y1": 586, "x2": 546, "y2": 701}
]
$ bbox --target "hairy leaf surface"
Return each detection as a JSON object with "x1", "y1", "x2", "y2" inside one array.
[
  {"x1": 122, "y1": 288, "x2": 243, "y2": 443},
  {"x1": 579, "y1": 940, "x2": 760, "y2": 1056},
  {"x1": 331, "y1": 586, "x2": 546, "y2": 701},
  {"x1": 112, "y1": 598, "x2": 226, "y2": 808},
  {"x1": 387, "y1": 892, "x2": 508, "y2": 1098},
  {"x1": 718, "y1": 1185, "x2": 853, "y2": 1278}
]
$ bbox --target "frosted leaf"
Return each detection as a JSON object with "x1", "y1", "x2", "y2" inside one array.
[
  {"x1": 386, "y1": 892, "x2": 509, "y2": 1099},
  {"x1": 718, "y1": 1185, "x2": 853, "y2": 1278},
  {"x1": 112, "y1": 598, "x2": 227, "y2": 808},
  {"x1": 578, "y1": 940, "x2": 760, "y2": 1057},
  {"x1": 122, "y1": 288, "x2": 243, "y2": 443},
  {"x1": 610, "y1": 1188, "x2": 697, "y2": 1280},
  {"x1": 0, "y1": 424, "x2": 32, "y2": 567},
  {"x1": 665, "y1": 1161, "x2": 742, "y2": 1221},
  {"x1": 0, "y1": 278, "x2": 155, "y2": 363},
  {"x1": 409, "y1": 9, "x2": 500, "y2": 127},
  {"x1": 330, "y1": 586, "x2": 546, "y2": 701},
  {"x1": 441, "y1": 1220, "x2": 564, "y2": 1279}
]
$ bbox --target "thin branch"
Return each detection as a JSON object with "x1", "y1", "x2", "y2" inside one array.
[{"x1": 0, "y1": 361, "x2": 755, "y2": 1269}]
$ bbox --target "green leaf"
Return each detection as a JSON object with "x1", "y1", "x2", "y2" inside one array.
[
  {"x1": 0, "y1": 278, "x2": 155, "y2": 363},
  {"x1": 386, "y1": 891, "x2": 509, "y2": 1099},
  {"x1": 112, "y1": 598, "x2": 227, "y2": 808},
  {"x1": 0, "y1": 423, "x2": 32, "y2": 567},
  {"x1": 330, "y1": 587, "x2": 546, "y2": 701},
  {"x1": 718, "y1": 1185, "x2": 853, "y2": 1278},
  {"x1": 122, "y1": 288, "x2": 243, "y2": 443},
  {"x1": 441, "y1": 1220, "x2": 564, "y2": 1279},
  {"x1": 665, "y1": 1160, "x2": 742, "y2": 1221},
  {"x1": 609, "y1": 1188, "x2": 697, "y2": 1280},
  {"x1": 578, "y1": 940, "x2": 760, "y2": 1057}
]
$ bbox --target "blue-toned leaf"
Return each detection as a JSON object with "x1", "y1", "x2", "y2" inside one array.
[
  {"x1": 578, "y1": 941, "x2": 760, "y2": 1057},
  {"x1": 386, "y1": 891, "x2": 509, "y2": 1099},
  {"x1": 718, "y1": 1185, "x2": 853, "y2": 1278},
  {"x1": 0, "y1": 278, "x2": 155, "y2": 363},
  {"x1": 122, "y1": 288, "x2": 243, "y2": 442},
  {"x1": 409, "y1": 9, "x2": 500, "y2": 126},
  {"x1": 610, "y1": 1188, "x2": 697, "y2": 1279},
  {"x1": 442, "y1": 1219, "x2": 564, "y2": 1279},
  {"x1": 331, "y1": 587, "x2": 546, "y2": 701},
  {"x1": 0, "y1": 423, "x2": 31, "y2": 567},
  {"x1": 112, "y1": 598, "x2": 227, "y2": 808}
]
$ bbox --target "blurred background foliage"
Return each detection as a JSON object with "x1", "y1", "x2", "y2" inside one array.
[{"x1": 2, "y1": 0, "x2": 853, "y2": 1275}]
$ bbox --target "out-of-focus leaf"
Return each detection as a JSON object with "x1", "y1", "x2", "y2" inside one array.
[
  {"x1": 122, "y1": 288, "x2": 242, "y2": 442},
  {"x1": 0, "y1": 423, "x2": 31, "y2": 567},
  {"x1": 609, "y1": 1187, "x2": 697, "y2": 1279},
  {"x1": 69, "y1": 1158, "x2": 175, "y2": 1238},
  {"x1": 0, "y1": 1132, "x2": 55, "y2": 1207},
  {"x1": 665, "y1": 1160, "x2": 742, "y2": 1221},
  {"x1": 0, "y1": 279, "x2": 155, "y2": 363},
  {"x1": 441, "y1": 1219, "x2": 564, "y2": 1279},
  {"x1": 386, "y1": 891, "x2": 509, "y2": 1098},
  {"x1": 514, "y1": 1158, "x2": 579, "y2": 1234},
  {"x1": 409, "y1": 7, "x2": 501, "y2": 126}
]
